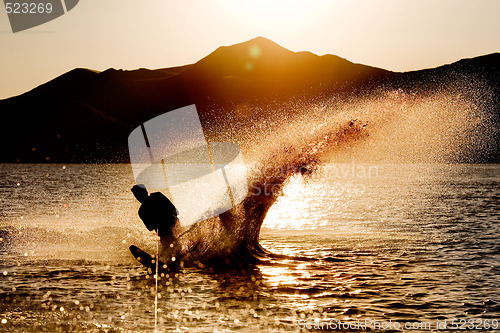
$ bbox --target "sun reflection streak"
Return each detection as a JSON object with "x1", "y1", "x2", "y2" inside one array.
[
  {"x1": 262, "y1": 170, "x2": 359, "y2": 231},
  {"x1": 260, "y1": 265, "x2": 296, "y2": 286},
  {"x1": 263, "y1": 175, "x2": 321, "y2": 230}
]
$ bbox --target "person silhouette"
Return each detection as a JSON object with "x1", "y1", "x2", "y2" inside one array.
[{"x1": 131, "y1": 184, "x2": 179, "y2": 245}]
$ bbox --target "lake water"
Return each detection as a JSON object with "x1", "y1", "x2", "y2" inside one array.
[{"x1": 0, "y1": 164, "x2": 499, "y2": 332}]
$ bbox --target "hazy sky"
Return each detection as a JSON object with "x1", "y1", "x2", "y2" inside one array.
[{"x1": 1, "y1": 0, "x2": 499, "y2": 99}]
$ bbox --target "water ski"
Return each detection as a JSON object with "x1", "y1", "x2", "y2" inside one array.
[{"x1": 129, "y1": 245, "x2": 168, "y2": 272}]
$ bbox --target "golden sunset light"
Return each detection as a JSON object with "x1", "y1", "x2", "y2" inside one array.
[{"x1": 1, "y1": 0, "x2": 499, "y2": 331}]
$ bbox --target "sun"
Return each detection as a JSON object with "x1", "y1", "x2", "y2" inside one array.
[
  {"x1": 215, "y1": 0, "x2": 311, "y2": 34},
  {"x1": 239, "y1": 0, "x2": 306, "y2": 17}
]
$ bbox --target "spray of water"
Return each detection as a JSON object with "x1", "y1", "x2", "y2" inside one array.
[{"x1": 162, "y1": 79, "x2": 494, "y2": 267}]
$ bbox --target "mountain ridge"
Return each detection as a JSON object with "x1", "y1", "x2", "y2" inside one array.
[{"x1": 1, "y1": 37, "x2": 498, "y2": 162}]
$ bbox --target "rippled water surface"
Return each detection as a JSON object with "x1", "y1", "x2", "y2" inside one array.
[{"x1": 0, "y1": 164, "x2": 499, "y2": 332}]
